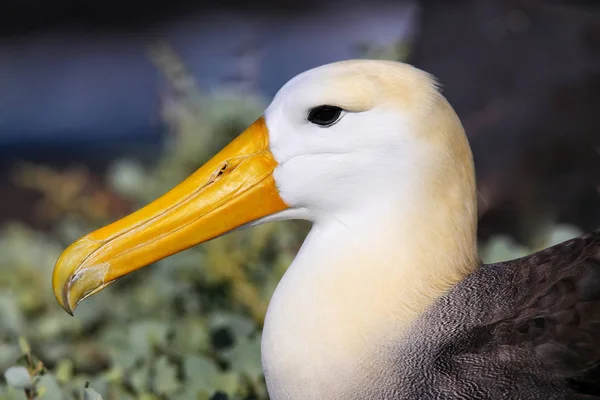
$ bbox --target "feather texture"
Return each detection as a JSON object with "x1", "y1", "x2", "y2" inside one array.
[{"x1": 396, "y1": 230, "x2": 600, "y2": 399}]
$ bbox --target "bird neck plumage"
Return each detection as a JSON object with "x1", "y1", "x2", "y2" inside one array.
[{"x1": 261, "y1": 190, "x2": 479, "y2": 399}]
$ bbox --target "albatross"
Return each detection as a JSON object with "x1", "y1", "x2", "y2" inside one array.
[{"x1": 52, "y1": 60, "x2": 600, "y2": 399}]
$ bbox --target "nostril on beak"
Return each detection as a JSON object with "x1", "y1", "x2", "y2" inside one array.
[
  {"x1": 218, "y1": 162, "x2": 228, "y2": 176},
  {"x1": 208, "y1": 162, "x2": 229, "y2": 185}
]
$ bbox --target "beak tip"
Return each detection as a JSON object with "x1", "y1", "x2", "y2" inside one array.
[{"x1": 60, "y1": 283, "x2": 76, "y2": 316}]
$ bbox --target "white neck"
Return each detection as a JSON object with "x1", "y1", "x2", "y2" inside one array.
[
  {"x1": 261, "y1": 192, "x2": 478, "y2": 399},
  {"x1": 261, "y1": 92, "x2": 479, "y2": 399}
]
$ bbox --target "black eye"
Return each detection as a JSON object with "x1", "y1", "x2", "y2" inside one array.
[{"x1": 307, "y1": 105, "x2": 343, "y2": 127}]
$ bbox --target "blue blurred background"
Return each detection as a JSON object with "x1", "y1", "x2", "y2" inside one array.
[{"x1": 0, "y1": 1, "x2": 415, "y2": 161}]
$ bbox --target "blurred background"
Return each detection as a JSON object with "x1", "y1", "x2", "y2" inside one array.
[{"x1": 0, "y1": 0, "x2": 599, "y2": 399}]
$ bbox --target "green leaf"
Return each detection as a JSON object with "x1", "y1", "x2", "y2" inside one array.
[
  {"x1": 107, "y1": 346, "x2": 138, "y2": 372},
  {"x1": 0, "y1": 344, "x2": 20, "y2": 371},
  {"x1": 17, "y1": 337, "x2": 30, "y2": 355},
  {"x1": 0, "y1": 384, "x2": 28, "y2": 400},
  {"x1": 129, "y1": 321, "x2": 169, "y2": 356},
  {"x1": 0, "y1": 295, "x2": 24, "y2": 334},
  {"x1": 172, "y1": 317, "x2": 210, "y2": 354},
  {"x1": 138, "y1": 393, "x2": 159, "y2": 400},
  {"x1": 222, "y1": 334, "x2": 263, "y2": 383},
  {"x1": 83, "y1": 387, "x2": 104, "y2": 400},
  {"x1": 4, "y1": 366, "x2": 32, "y2": 390},
  {"x1": 100, "y1": 326, "x2": 138, "y2": 370},
  {"x1": 212, "y1": 372, "x2": 240, "y2": 397},
  {"x1": 154, "y1": 356, "x2": 181, "y2": 396},
  {"x1": 209, "y1": 313, "x2": 255, "y2": 338},
  {"x1": 130, "y1": 363, "x2": 151, "y2": 395},
  {"x1": 54, "y1": 359, "x2": 73, "y2": 384},
  {"x1": 37, "y1": 375, "x2": 62, "y2": 400},
  {"x1": 183, "y1": 355, "x2": 219, "y2": 393}
]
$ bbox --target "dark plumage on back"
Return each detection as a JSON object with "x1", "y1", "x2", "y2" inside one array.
[
  {"x1": 487, "y1": 230, "x2": 600, "y2": 397},
  {"x1": 401, "y1": 231, "x2": 600, "y2": 399}
]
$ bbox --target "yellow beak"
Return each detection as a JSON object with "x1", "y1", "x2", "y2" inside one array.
[{"x1": 52, "y1": 117, "x2": 288, "y2": 315}]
